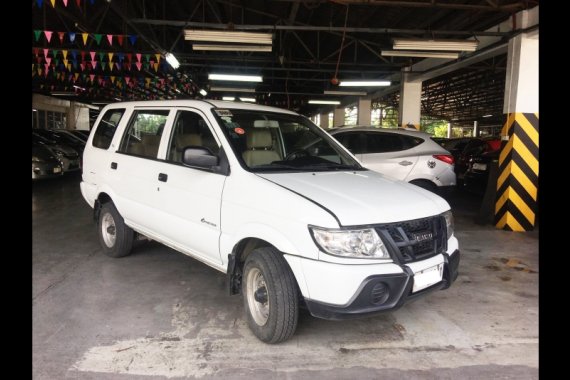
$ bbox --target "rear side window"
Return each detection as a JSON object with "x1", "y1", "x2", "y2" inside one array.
[
  {"x1": 364, "y1": 132, "x2": 403, "y2": 153},
  {"x1": 92, "y1": 108, "x2": 125, "y2": 149},
  {"x1": 119, "y1": 110, "x2": 170, "y2": 159},
  {"x1": 335, "y1": 132, "x2": 364, "y2": 154},
  {"x1": 401, "y1": 136, "x2": 424, "y2": 150}
]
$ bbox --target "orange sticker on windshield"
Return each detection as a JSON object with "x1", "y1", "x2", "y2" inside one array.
[{"x1": 234, "y1": 127, "x2": 245, "y2": 135}]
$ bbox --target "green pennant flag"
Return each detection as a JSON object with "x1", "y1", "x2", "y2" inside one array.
[
  {"x1": 144, "y1": 54, "x2": 150, "y2": 62},
  {"x1": 93, "y1": 34, "x2": 102, "y2": 45},
  {"x1": 98, "y1": 52, "x2": 105, "y2": 62},
  {"x1": 143, "y1": 62, "x2": 149, "y2": 70},
  {"x1": 34, "y1": 30, "x2": 42, "y2": 41},
  {"x1": 52, "y1": 49, "x2": 59, "y2": 58},
  {"x1": 101, "y1": 62, "x2": 107, "y2": 71}
]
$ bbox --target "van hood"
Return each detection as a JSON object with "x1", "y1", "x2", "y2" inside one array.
[{"x1": 258, "y1": 170, "x2": 450, "y2": 226}]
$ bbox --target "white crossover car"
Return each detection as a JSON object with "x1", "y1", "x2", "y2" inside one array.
[
  {"x1": 80, "y1": 100, "x2": 460, "y2": 343},
  {"x1": 326, "y1": 127, "x2": 456, "y2": 194}
]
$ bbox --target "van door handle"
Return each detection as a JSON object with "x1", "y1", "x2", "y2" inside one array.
[
  {"x1": 399, "y1": 160, "x2": 413, "y2": 166},
  {"x1": 111, "y1": 162, "x2": 118, "y2": 169},
  {"x1": 158, "y1": 173, "x2": 168, "y2": 182}
]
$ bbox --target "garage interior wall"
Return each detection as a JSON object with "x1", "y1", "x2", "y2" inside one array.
[{"x1": 32, "y1": 93, "x2": 90, "y2": 130}]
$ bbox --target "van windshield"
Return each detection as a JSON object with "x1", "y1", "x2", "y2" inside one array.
[{"x1": 212, "y1": 108, "x2": 364, "y2": 172}]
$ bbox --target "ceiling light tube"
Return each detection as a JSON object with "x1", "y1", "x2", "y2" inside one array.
[
  {"x1": 393, "y1": 38, "x2": 478, "y2": 52},
  {"x1": 164, "y1": 53, "x2": 180, "y2": 69},
  {"x1": 339, "y1": 81, "x2": 391, "y2": 87},
  {"x1": 308, "y1": 100, "x2": 341, "y2": 105},
  {"x1": 185, "y1": 30, "x2": 273, "y2": 45},
  {"x1": 239, "y1": 97, "x2": 256, "y2": 102},
  {"x1": 222, "y1": 96, "x2": 236, "y2": 101},
  {"x1": 199, "y1": 89, "x2": 208, "y2": 96},
  {"x1": 324, "y1": 90, "x2": 367, "y2": 96},
  {"x1": 193, "y1": 44, "x2": 272, "y2": 52},
  {"x1": 209, "y1": 74, "x2": 262, "y2": 82},
  {"x1": 381, "y1": 50, "x2": 459, "y2": 59},
  {"x1": 210, "y1": 86, "x2": 256, "y2": 93}
]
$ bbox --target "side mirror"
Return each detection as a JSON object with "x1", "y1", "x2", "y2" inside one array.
[{"x1": 182, "y1": 146, "x2": 219, "y2": 168}]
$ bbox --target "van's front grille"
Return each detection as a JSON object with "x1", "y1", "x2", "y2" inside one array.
[{"x1": 376, "y1": 215, "x2": 447, "y2": 263}]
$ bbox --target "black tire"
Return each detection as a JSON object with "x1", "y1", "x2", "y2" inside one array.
[
  {"x1": 410, "y1": 179, "x2": 438, "y2": 194},
  {"x1": 97, "y1": 202, "x2": 134, "y2": 258},
  {"x1": 242, "y1": 247, "x2": 299, "y2": 343}
]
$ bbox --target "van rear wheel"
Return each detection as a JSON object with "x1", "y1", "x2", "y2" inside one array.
[
  {"x1": 97, "y1": 202, "x2": 134, "y2": 258},
  {"x1": 243, "y1": 247, "x2": 298, "y2": 343}
]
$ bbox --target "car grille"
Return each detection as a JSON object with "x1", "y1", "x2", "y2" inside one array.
[{"x1": 376, "y1": 215, "x2": 447, "y2": 263}]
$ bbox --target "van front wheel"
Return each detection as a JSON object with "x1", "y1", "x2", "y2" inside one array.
[
  {"x1": 243, "y1": 247, "x2": 299, "y2": 343},
  {"x1": 97, "y1": 202, "x2": 133, "y2": 258}
]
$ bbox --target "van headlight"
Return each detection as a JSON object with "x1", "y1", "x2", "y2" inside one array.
[
  {"x1": 442, "y1": 210, "x2": 454, "y2": 238},
  {"x1": 309, "y1": 226, "x2": 390, "y2": 259}
]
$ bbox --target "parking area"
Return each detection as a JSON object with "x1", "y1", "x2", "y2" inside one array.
[{"x1": 33, "y1": 174, "x2": 538, "y2": 380}]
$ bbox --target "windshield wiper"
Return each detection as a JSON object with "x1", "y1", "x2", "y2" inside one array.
[
  {"x1": 298, "y1": 162, "x2": 362, "y2": 171},
  {"x1": 251, "y1": 163, "x2": 305, "y2": 171}
]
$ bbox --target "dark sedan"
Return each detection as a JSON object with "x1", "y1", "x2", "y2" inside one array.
[{"x1": 32, "y1": 144, "x2": 63, "y2": 180}]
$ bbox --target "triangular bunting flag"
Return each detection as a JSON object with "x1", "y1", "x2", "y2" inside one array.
[
  {"x1": 115, "y1": 62, "x2": 121, "y2": 71},
  {"x1": 143, "y1": 62, "x2": 149, "y2": 70},
  {"x1": 36, "y1": 0, "x2": 43, "y2": 7},
  {"x1": 135, "y1": 62, "x2": 142, "y2": 71},
  {"x1": 62, "y1": 50, "x2": 68, "y2": 59},
  {"x1": 101, "y1": 62, "x2": 107, "y2": 70},
  {"x1": 117, "y1": 35, "x2": 124, "y2": 46},
  {"x1": 89, "y1": 0, "x2": 94, "y2": 4},
  {"x1": 81, "y1": 33, "x2": 88, "y2": 45},
  {"x1": 159, "y1": 78, "x2": 165, "y2": 86},
  {"x1": 44, "y1": 31, "x2": 53, "y2": 43},
  {"x1": 98, "y1": 77, "x2": 103, "y2": 85},
  {"x1": 43, "y1": 48, "x2": 49, "y2": 57},
  {"x1": 110, "y1": 76, "x2": 115, "y2": 84},
  {"x1": 106, "y1": 34, "x2": 113, "y2": 45},
  {"x1": 33, "y1": 47, "x2": 39, "y2": 55},
  {"x1": 93, "y1": 34, "x2": 102, "y2": 45},
  {"x1": 98, "y1": 52, "x2": 105, "y2": 62},
  {"x1": 108, "y1": 52, "x2": 114, "y2": 62},
  {"x1": 69, "y1": 32, "x2": 76, "y2": 43},
  {"x1": 71, "y1": 60, "x2": 77, "y2": 69},
  {"x1": 80, "y1": 51, "x2": 85, "y2": 61},
  {"x1": 38, "y1": 68, "x2": 43, "y2": 77},
  {"x1": 129, "y1": 35, "x2": 137, "y2": 45},
  {"x1": 92, "y1": 61, "x2": 97, "y2": 69},
  {"x1": 63, "y1": 59, "x2": 68, "y2": 68},
  {"x1": 44, "y1": 63, "x2": 50, "y2": 72},
  {"x1": 136, "y1": 53, "x2": 141, "y2": 62},
  {"x1": 76, "y1": 0, "x2": 80, "y2": 7},
  {"x1": 52, "y1": 49, "x2": 59, "y2": 58},
  {"x1": 126, "y1": 53, "x2": 132, "y2": 63},
  {"x1": 49, "y1": 0, "x2": 55, "y2": 7},
  {"x1": 63, "y1": 0, "x2": 68, "y2": 7},
  {"x1": 54, "y1": 58, "x2": 59, "y2": 66},
  {"x1": 145, "y1": 78, "x2": 151, "y2": 87},
  {"x1": 89, "y1": 74, "x2": 95, "y2": 82},
  {"x1": 70, "y1": 50, "x2": 77, "y2": 60},
  {"x1": 45, "y1": 57, "x2": 52, "y2": 65},
  {"x1": 125, "y1": 77, "x2": 130, "y2": 85},
  {"x1": 144, "y1": 54, "x2": 150, "y2": 62},
  {"x1": 34, "y1": 30, "x2": 42, "y2": 41},
  {"x1": 58, "y1": 32, "x2": 65, "y2": 44},
  {"x1": 89, "y1": 51, "x2": 95, "y2": 61},
  {"x1": 155, "y1": 54, "x2": 161, "y2": 63},
  {"x1": 74, "y1": 73, "x2": 80, "y2": 82},
  {"x1": 153, "y1": 63, "x2": 159, "y2": 72},
  {"x1": 80, "y1": 63, "x2": 85, "y2": 71}
]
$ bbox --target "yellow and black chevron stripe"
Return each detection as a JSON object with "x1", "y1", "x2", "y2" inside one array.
[{"x1": 495, "y1": 113, "x2": 538, "y2": 231}]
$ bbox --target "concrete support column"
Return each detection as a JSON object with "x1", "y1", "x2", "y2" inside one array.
[
  {"x1": 398, "y1": 70, "x2": 422, "y2": 129},
  {"x1": 473, "y1": 120, "x2": 479, "y2": 137},
  {"x1": 67, "y1": 101, "x2": 76, "y2": 130},
  {"x1": 357, "y1": 98, "x2": 371, "y2": 126},
  {"x1": 447, "y1": 123, "x2": 451, "y2": 138},
  {"x1": 319, "y1": 112, "x2": 329, "y2": 129},
  {"x1": 333, "y1": 107, "x2": 345, "y2": 128},
  {"x1": 495, "y1": 13, "x2": 538, "y2": 232}
]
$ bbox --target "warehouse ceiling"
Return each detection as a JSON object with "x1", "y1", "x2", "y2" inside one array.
[{"x1": 32, "y1": 0, "x2": 538, "y2": 121}]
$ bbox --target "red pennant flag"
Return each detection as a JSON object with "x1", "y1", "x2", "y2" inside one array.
[
  {"x1": 135, "y1": 62, "x2": 142, "y2": 71},
  {"x1": 136, "y1": 53, "x2": 141, "y2": 62},
  {"x1": 90, "y1": 51, "x2": 96, "y2": 61},
  {"x1": 117, "y1": 35, "x2": 124, "y2": 46},
  {"x1": 58, "y1": 32, "x2": 65, "y2": 44},
  {"x1": 63, "y1": 0, "x2": 68, "y2": 6},
  {"x1": 44, "y1": 63, "x2": 50, "y2": 72},
  {"x1": 33, "y1": 47, "x2": 39, "y2": 56},
  {"x1": 80, "y1": 63, "x2": 85, "y2": 71},
  {"x1": 98, "y1": 77, "x2": 103, "y2": 85},
  {"x1": 106, "y1": 34, "x2": 113, "y2": 45},
  {"x1": 80, "y1": 51, "x2": 86, "y2": 61},
  {"x1": 92, "y1": 61, "x2": 97, "y2": 69},
  {"x1": 44, "y1": 31, "x2": 53, "y2": 43},
  {"x1": 76, "y1": 0, "x2": 80, "y2": 7},
  {"x1": 45, "y1": 57, "x2": 52, "y2": 65},
  {"x1": 125, "y1": 76, "x2": 130, "y2": 85},
  {"x1": 126, "y1": 53, "x2": 132, "y2": 63},
  {"x1": 89, "y1": 74, "x2": 95, "y2": 82}
]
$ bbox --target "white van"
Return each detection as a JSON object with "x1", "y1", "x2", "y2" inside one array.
[{"x1": 80, "y1": 100, "x2": 460, "y2": 343}]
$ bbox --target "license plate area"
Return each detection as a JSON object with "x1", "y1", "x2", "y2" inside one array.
[
  {"x1": 412, "y1": 263, "x2": 443, "y2": 293},
  {"x1": 472, "y1": 163, "x2": 487, "y2": 171},
  {"x1": 53, "y1": 167, "x2": 62, "y2": 173}
]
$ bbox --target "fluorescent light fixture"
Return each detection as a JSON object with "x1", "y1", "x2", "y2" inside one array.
[
  {"x1": 324, "y1": 90, "x2": 367, "y2": 96},
  {"x1": 199, "y1": 89, "x2": 208, "y2": 96},
  {"x1": 114, "y1": 97, "x2": 122, "y2": 101},
  {"x1": 482, "y1": 114, "x2": 493, "y2": 118},
  {"x1": 393, "y1": 38, "x2": 478, "y2": 52},
  {"x1": 381, "y1": 50, "x2": 459, "y2": 59},
  {"x1": 32, "y1": 108, "x2": 38, "y2": 112},
  {"x1": 165, "y1": 53, "x2": 180, "y2": 69},
  {"x1": 309, "y1": 100, "x2": 341, "y2": 105},
  {"x1": 185, "y1": 30, "x2": 273, "y2": 45},
  {"x1": 209, "y1": 74, "x2": 262, "y2": 82},
  {"x1": 73, "y1": 85, "x2": 86, "y2": 91},
  {"x1": 210, "y1": 86, "x2": 256, "y2": 93},
  {"x1": 51, "y1": 91, "x2": 78, "y2": 96},
  {"x1": 239, "y1": 97, "x2": 256, "y2": 102},
  {"x1": 339, "y1": 81, "x2": 390, "y2": 87},
  {"x1": 222, "y1": 96, "x2": 235, "y2": 101},
  {"x1": 193, "y1": 44, "x2": 271, "y2": 52}
]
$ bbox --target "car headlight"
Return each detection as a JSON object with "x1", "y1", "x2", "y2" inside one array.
[
  {"x1": 309, "y1": 226, "x2": 390, "y2": 259},
  {"x1": 32, "y1": 156, "x2": 42, "y2": 162},
  {"x1": 442, "y1": 210, "x2": 454, "y2": 238}
]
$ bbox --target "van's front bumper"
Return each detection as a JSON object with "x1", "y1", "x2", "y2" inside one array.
[{"x1": 303, "y1": 249, "x2": 460, "y2": 320}]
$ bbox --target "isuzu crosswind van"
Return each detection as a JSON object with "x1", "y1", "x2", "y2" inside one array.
[{"x1": 81, "y1": 100, "x2": 460, "y2": 343}]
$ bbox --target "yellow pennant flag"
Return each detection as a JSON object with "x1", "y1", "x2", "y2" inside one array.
[
  {"x1": 117, "y1": 81, "x2": 122, "y2": 89},
  {"x1": 110, "y1": 76, "x2": 116, "y2": 84},
  {"x1": 145, "y1": 78, "x2": 151, "y2": 88},
  {"x1": 74, "y1": 73, "x2": 79, "y2": 81},
  {"x1": 108, "y1": 52, "x2": 114, "y2": 62},
  {"x1": 82, "y1": 33, "x2": 88, "y2": 45},
  {"x1": 62, "y1": 50, "x2": 68, "y2": 60},
  {"x1": 63, "y1": 59, "x2": 68, "y2": 68},
  {"x1": 67, "y1": 63, "x2": 72, "y2": 71},
  {"x1": 153, "y1": 62, "x2": 159, "y2": 71},
  {"x1": 38, "y1": 68, "x2": 43, "y2": 76},
  {"x1": 155, "y1": 54, "x2": 161, "y2": 63},
  {"x1": 50, "y1": 0, "x2": 55, "y2": 7}
]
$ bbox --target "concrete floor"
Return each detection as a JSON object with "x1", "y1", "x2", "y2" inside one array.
[{"x1": 33, "y1": 174, "x2": 538, "y2": 380}]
